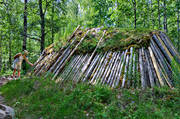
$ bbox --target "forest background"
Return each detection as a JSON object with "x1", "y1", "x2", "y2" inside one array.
[{"x1": 0, "y1": 0, "x2": 179, "y2": 75}]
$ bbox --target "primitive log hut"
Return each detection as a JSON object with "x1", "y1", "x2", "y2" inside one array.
[{"x1": 30, "y1": 26, "x2": 180, "y2": 89}]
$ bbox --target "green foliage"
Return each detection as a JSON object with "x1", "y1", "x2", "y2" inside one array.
[{"x1": 1, "y1": 77, "x2": 180, "y2": 119}]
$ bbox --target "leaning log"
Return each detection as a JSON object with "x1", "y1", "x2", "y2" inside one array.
[
  {"x1": 148, "y1": 47, "x2": 164, "y2": 86},
  {"x1": 80, "y1": 30, "x2": 106, "y2": 78},
  {"x1": 52, "y1": 30, "x2": 90, "y2": 80},
  {"x1": 90, "y1": 52, "x2": 107, "y2": 84}
]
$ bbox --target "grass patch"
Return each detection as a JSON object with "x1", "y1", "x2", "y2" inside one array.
[{"x1": 0, "y1": 76, "x2": 180, "y2": 119}]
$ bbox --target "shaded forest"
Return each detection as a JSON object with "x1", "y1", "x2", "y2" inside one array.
[{"x1": 0, "y1": 0, "x2": 179, "y2": 74}]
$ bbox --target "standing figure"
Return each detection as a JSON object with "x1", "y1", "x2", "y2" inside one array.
[{"x1": 12, "y1": 50, "x2": 33, "y2": 78}]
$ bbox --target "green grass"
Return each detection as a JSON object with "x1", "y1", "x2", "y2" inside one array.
[{"x1": 0, "y1": 76, "x2": 180, "y2": 119}]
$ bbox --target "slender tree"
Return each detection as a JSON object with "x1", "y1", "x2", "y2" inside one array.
[
  {"x1": 158, "y1": 0, "x2": 161, "y2": 29},
  {"x1": 177, "y1": 0, "x2": 180, "y2": 51},
  {"x1": 132, "y1": 0, "x2": 137, "y2": 29},
  {"x1": 23, "y1": 0, "x2": 28, "y2": 71},
  {"x1": 39, "y1": 0, "x2": 45, "y2": 53},
  {"x1": 163, "y1": 0, "x2": 167, "y2": 32},
  {"x1": 51, "y1": 1, "x2": 54, "y2": 44}
]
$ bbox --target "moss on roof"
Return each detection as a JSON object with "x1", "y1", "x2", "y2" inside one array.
[{"x1": 54, "y1": 28, "x2": 157, "y2": 54}]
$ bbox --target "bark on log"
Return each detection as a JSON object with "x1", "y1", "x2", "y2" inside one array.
[
  {"x1": 139, "y1": 48, "x2": 146, "y2": 89},
  {"x1": 52, "y1": 30, "x2": 90, "y2": 80},
  {"x1": 115, "y1": 50, "x2": 128, "y2": 87},
  {"x1": 148, "y1": 47, "x2": 164, "y2": 86},
  {"x1": 90, "y1": 52, "x2": 107, "y2": 84},
  {"x1": 80, "y1": 30, "x2": 106, "y2": 78},
  {"x1": 121, "y1": 53, "x2": 130, "y2": 88}
]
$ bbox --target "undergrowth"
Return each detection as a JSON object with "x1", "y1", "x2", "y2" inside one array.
[{"x1": 0, "y1": 75, "x2": 180, "y2": 119}]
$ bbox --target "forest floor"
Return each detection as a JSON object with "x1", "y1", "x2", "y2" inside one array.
[{"x1": 0, "y1": 76, "x2": 180, "y2": 119}]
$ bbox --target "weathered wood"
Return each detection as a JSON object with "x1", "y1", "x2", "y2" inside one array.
[
  {"x1": 89, "y1": 53, "x2": 104, "y2": 84},
  {"x1": 150, "y1": 40, "x2": 172, "y2": 79},
  {"x1": 64, "y1": 55, "x2": 83, "y2": 80},
  {"x1": 144, "y1": 49, "x2": 155, "y2": 87},
  {"x1": 109, "y1": 52, "x2": 122, "y2": 87},
  {"x1": 127, "y1": 47, "x2": 134, "y2": 87},
  {"x1": 52, "y1": 30, "x2": 90, "y2": 80},
  {"x1": 142, "y1": 47, "x2": 150, "y2": 87},
  {"x1": 80, "y1": 30, "x2": 106, "y2": 78},
  {"x1": 150, "y1": 43, "x2": 173, "y2": 88},
  {"x1": 82, "y1": 54, "x2": 101, "y2": 82},
  {"x1": 106, "y1": 52, "x2": 120, "y2": 85},
  {"x1": 139, "y1": 48, "x2": 147, "y2": 89},
  {"x1": 95, "y1": 52, "x2": 112, "y2": 85},
  {"x1": 159, "y1": 32, "x2": 180, "y2": 63},
  {"x1": 73, "y1": 54, "x2": 89, "y2": 81},
  {"x1": 121, "y1": 53, "x2": 130, "y2": 88},
  {"x1": 90, "y1": 52, "x2": 107, "y2": 84},
  {"x1": 98, "y1": 52, "x2": 113, "y2": 84},
  {"x1": 102, "y1": 52, "x2": 117, "y2": 85},
  {"x1": 148, "y1": 47, "x2": 164, "y2": 86},
  {"x1": 115, "y1": 50, "x2": 128, "y2": 87},
  {"x1": 53, "y1": 50, "x2": 71, "y2": 74},
  {"x1": 58, "y1": 55, "x2": 77, "y2": 79},
  {"x1": 152, "y1": 34, "x2": 172, "y2": 63}
]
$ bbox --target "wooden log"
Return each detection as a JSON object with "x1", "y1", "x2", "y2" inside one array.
[
  {"x1": 106, "y1": 52, "x2": 119, "y2": 85},
  {"x1": 150, "y1": 40, "x2": 172, "y2": 79},
  {"x1": 146, "y1": 50, "x2": 160, "y2": 87},
  {"x1": 139, "y1": 48, "x2": 147, "y2": 89},
  {"x1": 53, "y1": 50, "x2": 71, "y2": 74},
  {"x1": 89, "y1": 53, "x2": 104, "y2": 84},
  {"x1": 148, "y1": 47, "x2": 164, "y2": 86},
  {"x1": 150, "y1": 43, "x2": 173, "y2": 88},
  {"x1": 98, "y1": 52, "x2": 113, "y2": 85},
  {"x1": 112, "y1": 51, "x2": 124, "y2": 88},
  {"x1": 60, "y1": 55, "x2": 78, "y2": 78},
  {"x1": 82, "y1": 54, "x2": 101, "y2": 82},
  {"x1": 115, "y1": 50, "x2": 128, "y2": 87},
  {"x1": 90, "y1": 52, "x2": 108, "y2": 84},
  {"x1": 158, "y1": 33, "x2": 180, "y2": 63},
  {"x1": 109, "y1": 52, "x2": 121, "y2": 87},
  {"x1": 81, "y1": 54, "x2": 100, "y2": 82},
  {"x1": 67, "y1": 25, "x2": 81, "y2": 43},
  {"x1": 64, "y1": 55, "x2": 83, "y2": 80},
  {"x1": 144, "y1": 49, "x2": 155, "y2": 87},
  {"x1": 94, "y1": 52, "x2": 112, "y2": 85},
  {"x1": 33, "y1": 53, "x2": 53, "y2": 75},
  {"x1": 52, "y1": 30, "x2": 90, "y2": 80},
  {"x1": 42, "y1": 52, "x2": 60, "y2": 75},
  {"x1": 152, "y1": 34, "x2": 172, "y2": 63},
  {"x1": 80, "y1": 30, "x2": 106, "y2": 78},
  {"x1": 73, "y1": 54, "x2": 89, "y2": 81},
  {"x1": 142, "y1": 47, "x2": 151, "y2": 87},
  {"x1": 36, "y1": 53, "x2": 55, "y2": 76},
  {"x1": 121, "y1": 53, "x2": 130, "y2": 88},
  {"x1": 102, "y1": 52, "x2": 118, "y2": 85},
  {"x1": 160, "y1": 31, "x2": 180, "y2": 61},
  {"x1": 127, "y1": 47, "x2": 134, "y2": 88}
]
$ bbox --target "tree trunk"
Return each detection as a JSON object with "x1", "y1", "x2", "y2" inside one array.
[
  {"x1": 158, "y1": 0, "x2": 161, "y2": 29},
  {"x1": 51, "y1": 1, "x2": 54, "y2": 44},
  {"x1": 163, "y1": 0, "x2": 168, "y2": 32},
  {"x1": 39, "y1": 0, "x2": 45, "y2": 53},
  {"x1": 0, "y1": 31, "x2": 2, "y2": 72},
  {"x1": 177, "y1": 0, "x2": 180, "y2": 51},
  {"x1": 23, "y1": 0, "x2": 28, "y2": 71},
  {"x1": 133, "y1": 0, "x2": 137, "y2": 29}
]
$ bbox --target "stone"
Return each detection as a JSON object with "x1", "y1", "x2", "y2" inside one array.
[{"x1": 0, "y1": 104, "x2": 15, "y2": 119}]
